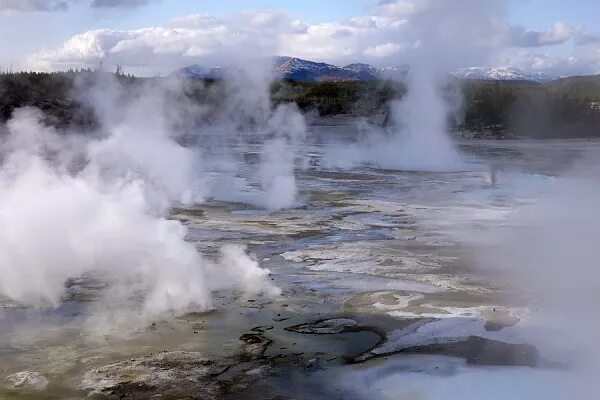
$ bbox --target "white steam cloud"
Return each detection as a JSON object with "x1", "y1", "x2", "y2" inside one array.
[
  {"x1": 415, "y1": 154, "x2": 600, "y2": 400},
  {"x1": 200, "y1": 63, "x2": 308, "y2": 211},
  {"x1": 326, "y1": 0, "x2": 506, "y2": 172},
  {"x1": 477, "y1": 159, "x2": 600, "y2": 369},
  {"x1": 0, "y1": 76, "x2": 281, "y2": 331}
]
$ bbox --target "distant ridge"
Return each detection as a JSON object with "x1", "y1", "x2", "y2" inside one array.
[
  {"x1": 274, "y1": 56, "x2": 366, "y2": 81},
  {"x1": 453, "y1": 67, "x2": 554, "y2": 83},
  {"x1": 173, "y1": 57, "x2": 554, "y2": 83},
  {"x1": 173, "y1": 65, "x2": 224, "y2": 80}
]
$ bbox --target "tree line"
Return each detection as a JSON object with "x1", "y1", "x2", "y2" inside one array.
[{"x1": 1, "y1": 70, "x2": 600, "y2": 138}]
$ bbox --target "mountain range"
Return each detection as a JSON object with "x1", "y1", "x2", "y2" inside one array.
[{"x1": 174, "y1": 56, "x2": 554, "y2": 83}]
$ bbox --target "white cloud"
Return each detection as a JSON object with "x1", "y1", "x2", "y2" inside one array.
[
  {"x1": 375, "y1": 0, "x2": 426, "y2": 17},
  {"x1": 492, "y1": 48, "x2": 599, "y2": 76},
  {"x1": 546, "y1": 22, "x2": 578, "y2": 44},
  {"x1": 364, "y1": 42, "x2": 403, "y2": 57},
  {"x1": 165, "y1": 13, "x2": 222, "y2": 29},
  {"x1": 508, "y1": 22, "x2": 578, "y2": 47},
  {"x1": 576, "y1": 34, "x2": 600, "y2": 46},
  {"x1": 29, "y1": 11, "x2": 294, "y2": 74},
  {"x1": 0, "y1": 0, "x2": 157, "y2": 12},
  {"x1": 0, "y1": 0, "x2": 70, "y2": 12},
  {"x1": 23, "y1": 0, "x2": 597, "y2": 76}
]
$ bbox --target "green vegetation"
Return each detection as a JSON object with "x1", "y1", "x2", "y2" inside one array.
[
  {"x1": 1, "y1": 70, "x2": 600, "y2": 138},
  {"x1": 460, "y1": 79, "x2": 600, "y2": 138},
  {"x1": 0, "y1": 70, "x2": 136, "y2": 128},
  {"x1": 0, "y1": 71, "x2": 74, "y2": 121},
  {"x1": 271, "y1": 80, "x2": 405, "y2": 116}
]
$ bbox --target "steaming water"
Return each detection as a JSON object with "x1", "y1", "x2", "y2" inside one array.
[{"x1": 0, "y1": 124, "x2": 598, "y2": 398}]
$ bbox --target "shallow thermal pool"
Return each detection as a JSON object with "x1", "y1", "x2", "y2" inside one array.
[{"x1": 0, "y1": 136, "x2": 598, "y2": 399}]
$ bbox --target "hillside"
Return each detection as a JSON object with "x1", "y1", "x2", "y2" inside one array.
[
  {"x1": 175, "y1": 56, "x2": 548, "y2": 84},
  {"x1": 454, "y1": 67, "x2": 553, "y2": 83},
  {"x1": 460, "y1": 75, "x2": 600, "y2": 138}
]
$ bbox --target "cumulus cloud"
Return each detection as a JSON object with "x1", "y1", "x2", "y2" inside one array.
[
  {"x1": 576, "y1": 34, "x2": 600, "y2": 46},
  {"x1": 0, "y1": 0, "x2": 156, "y2": 12},
  {"x1": 0, "y1": 0, "x2": 71, "y2": 12},
  {"x1": 280, "y1": 15, "x2": 409, "y2": 65},
  {"x1": 375, "y1": 0, "x2": 425, "y2": 17},
  {"x1": 165, "y1": 13, "x2": 222, "y2": 29},
  {"x1": 22, "y1": 0, "x2": 596, "y2": 76},
  {"x1": 492, "y1": 48, "x2": 598, "y2": 76},
  {"x1": 509, "y1": 22, "x2": 578, "y2": 47},
  {"x1": 364, "y1": 42, "x2": 403, "y2": 57},
  {"x1": 29, "y1": 11, "x2": 295, "y2": 74}
]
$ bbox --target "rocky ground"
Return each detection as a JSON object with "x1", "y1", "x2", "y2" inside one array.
[{"x1": 2, "y1": 140, "x2": 571, "y2": 399}]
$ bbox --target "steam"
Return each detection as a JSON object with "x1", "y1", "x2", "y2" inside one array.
[
  {"x1": 202, "y1": 62, "x2": 308, "y2": 210},
  {"x1": 327, "y1": 0, "x2": 504, "y2": 172},
  {"x1": 418, "y1": 154, "x2": 600, "y2": 399},
  {"x1": 258, "y1": 103, "x2": 307, "y2": 210},
  {"x1": 81, "y1": 77, "x2": 207, "y2": 208},
  {"x1": 383, "y1": 69, "x2": 463, "y2": 170},
  {"x1": 322, "y1": 156, "x2": 600, "y2": 400},
  {"x1": 0, "y1": 77, "x2": 280, "y2": 330},
  {"x1": 327, "y1": 70, "x2": 464, "y2": 171},
  {"x1": 477, "y1": 160, "x2": 600, "y2": 363}
]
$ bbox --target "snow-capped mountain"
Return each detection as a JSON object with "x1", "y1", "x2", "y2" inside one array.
[
  {"x1": 174, "y1": 57, "x2": 553, "y2": 83},
  {"x1": 274, "y1": 57, "x2": 377, "y2": 81},
  {"x1": 453, "y1": 67, "x2": 554, "y2": 83},
  {"x1": 342, "y1": 63, "x2": 411, "y2": 80},
  {"x1": 378, "y1": 65, "x2": 411, "y2": 78},
  {"x1": 174, "y1": 57, "x2": 408, "y2": 82},
  {"x1": 343, "y1": 63, "x2": 380, "y2": 76},
  {"x1": 260, "y1": 57, "x2": 411, "y2": 81},
  {"x1": 172, "y1": 64, "x2": 224, "y2": 80}
]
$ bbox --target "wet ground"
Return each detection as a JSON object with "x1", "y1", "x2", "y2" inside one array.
[{"x1": 1, "y1": 134, "x2": 598, "y2": 399}]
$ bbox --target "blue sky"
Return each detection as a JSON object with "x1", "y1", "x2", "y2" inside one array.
[
  {"x1": 508, "y1": 0, "x2": 600, "y2": 30},
  {"x1": 65, "y1": 0, "x2": 600, "y2": 33},
  {"x1": 23, "y1": 0, "x2": 600, "y2": 32},
  {"x1": 141, "y1": 0, "x2": 375, "y2": 25},
  {"x1": 1, "y1": 0, "x2": 599, "y2": 75},
  {"x1": 103, "y1": 0, "x2": 600, "y2": 31}
]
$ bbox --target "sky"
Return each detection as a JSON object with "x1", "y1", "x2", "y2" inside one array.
[{"x1": 1, "y1": 0, "x2": 599, "y2": 76}]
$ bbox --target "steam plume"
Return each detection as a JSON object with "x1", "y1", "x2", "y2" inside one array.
[{"x1": 0, "y1": 76, "x2": 279, "y2": 331}]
